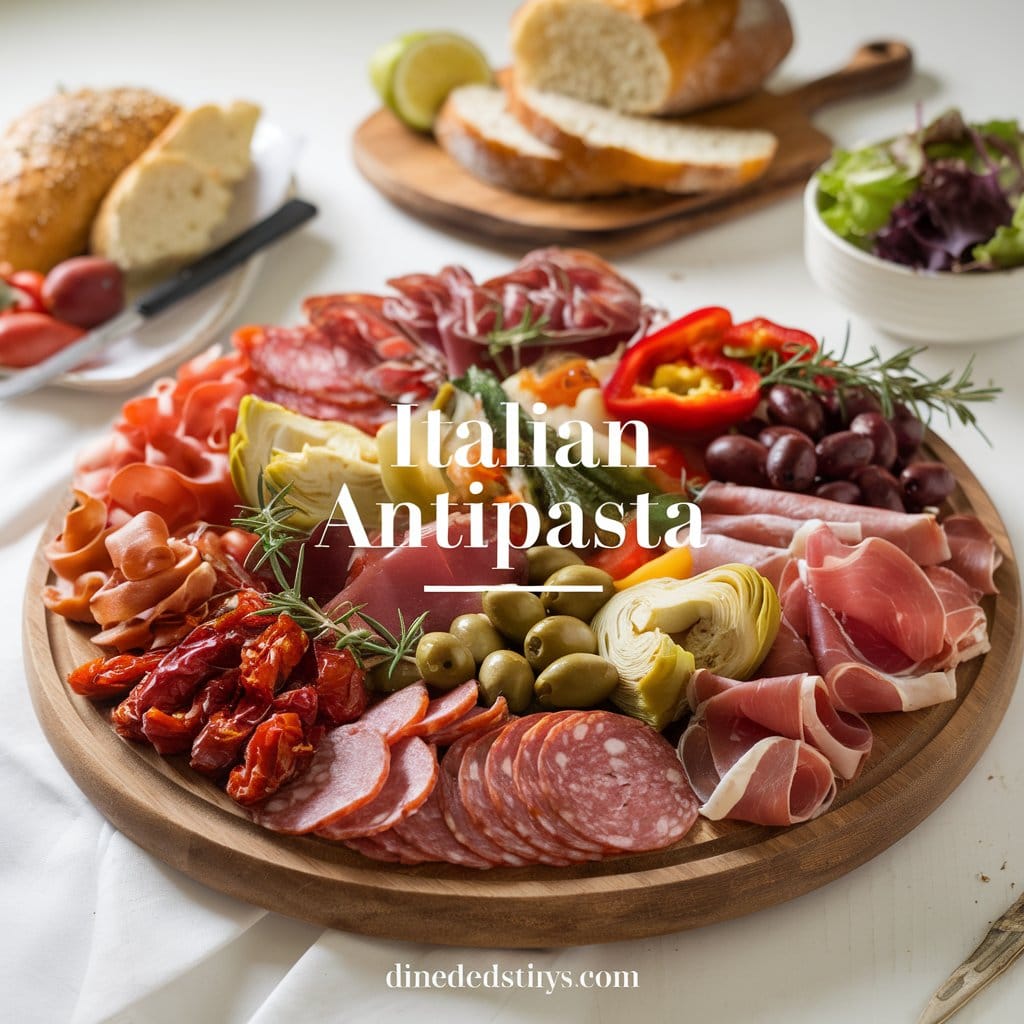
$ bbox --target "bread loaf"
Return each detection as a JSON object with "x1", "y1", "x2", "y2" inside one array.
[
  {"x1": 436, "y1": 84, "x2": 627, "y2": 198},
  {"x1": 156, "y1": 101, "x2": 260, "y2": 184},
  {"x1": 0, "y1": 88, "x2": 179, "y2": 272},
  {"x1": 509, "y1": 81, "x2": 777, "y2": 193},
  {"x1": 511, "y1": 0, "x2": 793, "y2": 117}
]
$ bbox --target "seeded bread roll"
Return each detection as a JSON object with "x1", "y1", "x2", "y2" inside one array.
[
  {"x1": 0, "y1": 87, "x2": 179, "y2": 272},
  {"x1": 436, "y1": 84, "x2": 627, "y2": 198},
  {"x1": 511, "y1": 0, "x2": 794, "y2": 117}
]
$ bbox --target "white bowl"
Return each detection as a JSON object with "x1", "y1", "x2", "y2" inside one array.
[{"x1": 803, "y1": 177, "x2": 1024, "y2": 345}]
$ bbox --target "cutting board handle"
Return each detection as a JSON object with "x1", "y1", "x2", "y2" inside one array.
[{"x1": 792, "y1": 40, "x2": 913, "y2": 113}]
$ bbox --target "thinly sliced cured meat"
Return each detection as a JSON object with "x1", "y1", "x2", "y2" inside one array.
[
  {"x1": 538, "y1": 711, "x2": 699, "y2": 852},
  {"x1": 392, "y1": 773, "x2": 495, "y2": 869},
  {"x1": 429, "y1": 698, "x2": 509, "y2": 747},
  {"x1": 698, "y1": 482, "x2": 951, "y2": 565},
  {"x1": 686, "y1": 669, "x2": 871, "y2": 780},
  {"x1": 925, "y1": 566, "x2": 991, "y2": 666},
  {"x1": 680, "y1": 726, "x2": 837, "y2": 826},
  {"x1": 317, "y1": 736, "x2": 438, "y2": 840},
  {"x1": 253, "y1": 726, "x2": 390, "y2": 834},
  {"x1": 408, "y1": 681, "x2": 480, "y2": 738},
  {"x1": 460, "y1": 729, "x2": 573, "y2": 864},
  {"x1": 512, "y1": 715, "x2": 605, "y2": 859},
  {"x1": 757, "y1": 616, "x2": 817, "y2": 677},
  {"x1": 942, "y1": 515, "x2": 1001, "y2": 595},
  {"x1": 701, "y1": 513, "x2": 862, "y2": 550},
  {"x1": 805, "y1": 588, "x2": 957, "y2": 713},
  {"x1": 358, "y1": 684, "x2": 429, "y2": 742},
  {"x1": 438, "y1": 733, "x2": 529, "y2": 866},
  {"x1": 342, "y1": 834, "x2": 406, "y2": 864},
  {"x1": 680, "y1": 529, "x2": 791, "y2": 587},
  {"x1": 803, "y1": 525, "x2": 946, "y2": 666}
]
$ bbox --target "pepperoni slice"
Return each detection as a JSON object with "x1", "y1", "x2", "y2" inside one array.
[
  {"x1": 457, "y1": 729, "x2": 546, "y2": 863},
  {"x1": 514, "y1": 714, "x2": 606, "y2": 856},
  {"x1": 359, "y1": 684, "x2": 429, "y2": 742},
  {"x1": 537, "y1": 711, "x2": 700, "y2": 852},
  {"x1": 317, "y1": 736, "x2": 438, "y2": 840},
  {"x1": 438, "y1": 732, "x2": 528, "y2": 866},
  {"x1": 430, "y1": 697, "x2": 508, "y2": 747},
  {"x1": 408, "y1": 681, "x2": 479, "y2": 738},
  {"x1": 392, "y1": 786, "x2": 493, "y2": 869},
  {"x1": 253, "y1": 726, "x2": 390, "y2": 835}
]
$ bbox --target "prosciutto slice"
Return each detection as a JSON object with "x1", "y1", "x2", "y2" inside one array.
[
  {"x1": 942, "y1": 515, "x2": 1002, "y2": 595},
  {"x1": 701, "y1": 513, "x2": 862, "y2": 549},
  {"x1": 925, "y1": 566, "x2": 991, "y2": 665},
  {"x1": 678, "y1": 529, "x2": 791, "y2": 588},
  {"x1": 698, "y1": 482, "x2": 951, "y2": 565}
]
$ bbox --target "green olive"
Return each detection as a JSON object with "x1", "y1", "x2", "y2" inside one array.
[
  {"x1": 541, "y1": 565, "x2": 616, "y2": 621},
  {"x1": 523, "y1": 615, "x2": 598, "y2": 672},
  {"x1": 478, "y1": 650, "x2": 534, "y2": 713},
  {"x1": 367, "y1": 657, "x2": 422, "y2": 694},
  {"x1": 482, "y1": 588, "x2": 546, "y2": 643},
  {"x1": 415, "y1": 632, "x2": 476, "y2": 690},
  {"x1": 449, "y1": 613, "x2": 505, "y2": 665},
  {"x1": 534, "y1": 653, "x2": 619, "y2": 709},
  {"x1": 526, "y1": 545, "x2": 584, "y2": 586}
]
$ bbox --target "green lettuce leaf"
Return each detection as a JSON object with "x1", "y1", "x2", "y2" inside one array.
[{"x1": 973, "y1": 194, "x2": 1024, "y2": 268}]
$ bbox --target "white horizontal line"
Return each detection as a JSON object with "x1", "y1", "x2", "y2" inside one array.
[{"x1": 422, "y1": 585, "x2": 604, "y2": 593}]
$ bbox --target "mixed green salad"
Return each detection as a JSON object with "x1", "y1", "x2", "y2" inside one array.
[{"x1": 816, "y1": 109, "x2": 1024, "y2": 272}]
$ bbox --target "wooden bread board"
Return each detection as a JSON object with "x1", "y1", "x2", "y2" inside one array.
[
  {"x1": 23, "y1": 433, "x2": 1022, "y2": 948},
  {"x1": 352, "y1": 41, "x2": 914, "y2": 254}
]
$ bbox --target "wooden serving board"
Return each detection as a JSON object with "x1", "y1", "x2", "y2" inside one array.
[
  {"x1": 23, "y1": 433, "x2": 1022, "y2": 949},
  {"x1": 352, "y1": 41, "x2": 914, "y2": 254}
]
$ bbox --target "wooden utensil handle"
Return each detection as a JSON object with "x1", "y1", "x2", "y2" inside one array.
[{"x1": 792, "y1": 40, "x2": 914, "y2": 113}]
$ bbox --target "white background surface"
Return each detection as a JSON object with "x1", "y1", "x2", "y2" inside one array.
[{"x1": 2, "y1": 1, "x2": 1023, "y2": 1021}]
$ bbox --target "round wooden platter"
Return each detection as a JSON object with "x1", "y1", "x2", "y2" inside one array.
[{"x1": 23, "y1": 433, "x2": 1022, "y2": 949}]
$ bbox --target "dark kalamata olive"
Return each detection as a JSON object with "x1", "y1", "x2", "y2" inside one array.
[
  {"x1": 836, "y1": 386, "x2": 882, "y2": 426},
  {"x1": 766, "y1": 385, "x2": 825, "y2": 437},
  {"x1": 704, "y1": 435, "x2": 769, "y2": 487},
  {"x1": 814, "y1": 430, "x2": 875, "y2": 479},
  {"x1": 849, "y1": 412, "x2": 897, "y2": 468},
  {"x1": 737, "y1": 416, "x2": 770, "y2": 439},
  {"x1": 814, "y1": 480, "x2": 861, "y2": 504},
  {"x1": 889, "y1": 402, "x2": 927, "y2": 459},
  {"x1": 758, "y1": 424, "x2": 809, "y2": 449},
  {"x1": 852, "y1": 465, "x2": 905, "y2": 511},
  {"x1": 900, "y1": 461, "x2": 956, "y2": 509},
  {"x1": 765, "y1": 433, "x2": 817, "y2": 491}
]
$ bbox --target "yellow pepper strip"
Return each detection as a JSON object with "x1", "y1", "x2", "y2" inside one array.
[{"x1": 613, "y1": 545, "x2": 694, "y2": 590}]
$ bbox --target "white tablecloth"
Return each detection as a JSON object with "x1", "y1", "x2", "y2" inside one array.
[{"x1": 3, "y1": 1, "x2": 1023, "y2": 1021}]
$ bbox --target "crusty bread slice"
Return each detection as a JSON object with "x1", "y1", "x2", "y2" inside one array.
[
  {"x1": 156, "y1": 100, "x2": 261, "y2": 184},
  {"x1": 90, "y1": 152, "x2": 232, "y2": 271},
  {"x1": 509, "y1": 81, "x2": 777, "y2": 193},
  {"x1": 436, "y1": 84, "x2": 626, "y2": 198},
  {"x1": 511, "y1": 0, "x2": 793, "y2": 117}
]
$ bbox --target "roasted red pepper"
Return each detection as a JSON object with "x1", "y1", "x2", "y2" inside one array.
[{"x1": 603, "y1": 308, "x2": 763, "y2": 434}]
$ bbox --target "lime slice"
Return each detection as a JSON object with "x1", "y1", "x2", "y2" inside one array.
[{"x1": 372, "y1": 31, "x2": 492, "y2": 133}]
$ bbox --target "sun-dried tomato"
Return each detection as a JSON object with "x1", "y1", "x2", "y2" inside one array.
[
  {"x1": 225, "y1": 712, "x2": 315, "y2": 806},
  {"x1": 313, "y1": 645, "x2": 368, "y2": 728},
  {"x1": 67, "y1": 650, "x2": 165, "y2": 699},
  {"x1": 272, "y1": 685, "x2": 319, "y2": 731}
]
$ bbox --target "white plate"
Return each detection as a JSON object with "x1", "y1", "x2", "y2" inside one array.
[{"x1": 22, "y1": 120, "x2": 300, "y2": 392}]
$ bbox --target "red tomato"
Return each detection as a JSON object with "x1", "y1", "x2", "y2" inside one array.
[
  {"x1": 42, "y1": 256, "x2": 124, "y2": 328},
  {"x1": 0, "y1": 312, "x2": 85, "y2": 368},
  {"x1": 2, "y1": 270, "x2": 47, "y2": 314}
]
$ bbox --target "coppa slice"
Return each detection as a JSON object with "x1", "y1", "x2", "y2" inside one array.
[
  {"x1": 538, "y1": 711, "x2": 699, "y2": 851},
  {"x1": 358, "y1": 684, "x2": 430, "y2": 742},
  {"x1": 408, "y1": 681, "x2": 479, "y2": 739},
  {"x1": 254, "y1": 726, "x2": 390, "y2": 835},
  {"x1": 316, "y1": 736, "x2": 438, "y2": 840}
]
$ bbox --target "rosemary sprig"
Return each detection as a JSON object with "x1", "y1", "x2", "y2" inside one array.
[
  {"x1": 486, "y1": 303, "x2": 551, "y2": 374},
  {"x1": 232, "y1": 477, "x2": 426, "y2": 675},
  {"x1": 753, "y1": 334, "x2": 1001, "y2": 441}
]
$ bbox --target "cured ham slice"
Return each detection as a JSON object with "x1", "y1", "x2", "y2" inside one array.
[
  {"x1": 925, "y1": 566, "x2": 991, "y2": 666},
  {"x1": 805, "y1": 588, "x2": 957, "y2": 713},
  {"x1": 701, "y1": 513, "x2": 862, "y2": 550},
  {"x1": 680, "y1": 530, "x2": 791, "y2": 588},
  {"x1": 758, "y1": 617, "x2": 817, "y2": 677},
  {"x1": 43, "y1": 490, "x2": 114, "y2": 623},
  {"x1": 685, "y1": 669, "x2": 872, "y2": 780},
  {"x1": 698, "y1": 482, "x2": 951, "y2": 565},
  {"x1": 942, "y1": 515, "x2": 1002, "y2": 595}
]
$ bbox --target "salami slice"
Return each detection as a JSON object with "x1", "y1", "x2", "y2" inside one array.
[
  {"x1": 342, "y1": 834, "x2": 405, "y2": 864},
  {"x1": 514, "y1": 714, "x2": 606, "y2": 857},
  {"x1": 430, "y1": 697, "x2": 508, "y2": 747},
  {"x1": 408, "y1": 681, "x2": 479, "y2": 738},
  {"x1": 254, "y1": 726, "x2": 390, "y2": 835},
  {"x1": 392, "y1": 786, "x2": 493, "y2": 869},
  {"x1": 316, "y1": 736, "x2": 438, "y2": 840},
  {"x1": 457, "y1": 729, "x2": 548, "y2": 863},
  {"x1": 537, "y1": 711, "x2": 699, "y2": 852},
  {"x1": 359, "y1": 684, "x2": 429, "y2": 742},
  {"x1": 438, "y1": 732, "x2": 529, "y2": 866}
]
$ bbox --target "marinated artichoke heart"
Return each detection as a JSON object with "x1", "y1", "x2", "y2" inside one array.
[
  {"x1": 230, "y1": 395, "x2": 387, "y2": 530},
  {"x1": 592, "y1": 563, "x2": 781, "y2": 730}
]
